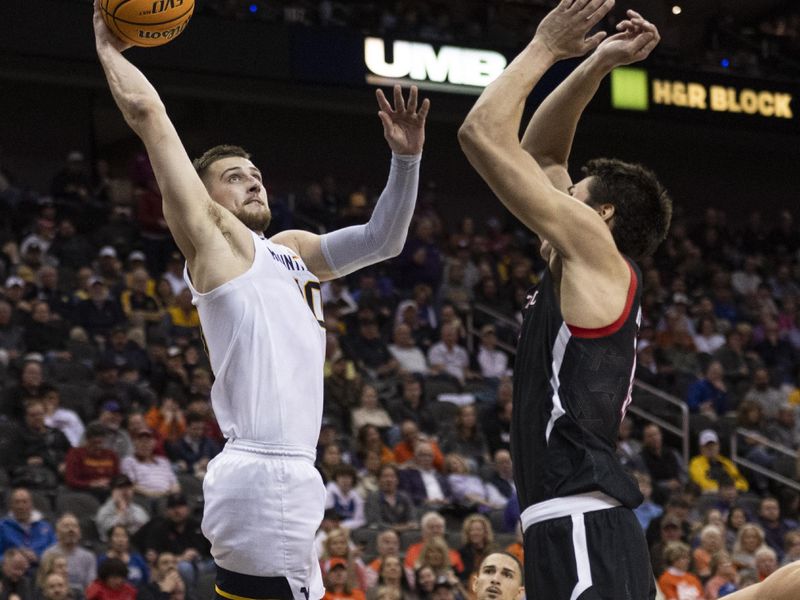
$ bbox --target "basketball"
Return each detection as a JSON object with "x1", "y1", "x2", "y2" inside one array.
[{"x1": 101, "y1": 0, "x2": 194, "y2": 48}]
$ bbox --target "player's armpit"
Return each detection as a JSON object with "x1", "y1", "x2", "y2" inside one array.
[
  {"x1": 459, "y1": 135, "x2": 616, "y2": 268},
  {"x1": 540, "y1": 162, "x2": 572, "y2": 194},
  {"x1": 139, "y1": 111, "x2": 249, "y2": 263}
]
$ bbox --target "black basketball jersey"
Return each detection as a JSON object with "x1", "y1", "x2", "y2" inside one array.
[{"x1": 511, "y1": 257, "x2": 644, "y2": 511}]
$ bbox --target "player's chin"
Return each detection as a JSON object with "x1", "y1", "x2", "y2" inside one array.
[{"x1": 236, "y1": 206, "x2": 271, "y2": 232}]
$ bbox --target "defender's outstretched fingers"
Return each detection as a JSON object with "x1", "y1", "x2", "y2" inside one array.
[
  {"x1": 636, "y1": 35, "x2": 659, "y2": 59},
  {"x1": 585, "y1": 0, "x2": 614, "y2": 27},
  {"x1": 407, "y1": 86, "x2": 419, "y2": 114},
  {"x1": 417, "y1": 98, "x2": 431, "y2": 123},
  {"x1": 633, "y1": 31, "x2": 657, "y2": 54},
  {"x1": 568, "y1": 0, "x2": 595, "y2": 13},
  {"x1": 393, "y1": 85, "x2": 406, "y2": 113},
  {"x1": 376, "y1": 89, "x2": 395, "y2": 115}
]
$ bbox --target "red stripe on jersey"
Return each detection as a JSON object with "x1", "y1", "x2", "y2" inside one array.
[{"x1": 567, "y1": 261, "x2": 637, "y2": 339}]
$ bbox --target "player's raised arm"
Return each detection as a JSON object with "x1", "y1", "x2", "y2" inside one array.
[
  {"x1": 272, "y1": 85, "x2": 430, "y2": 282},
  {"x1": 92, "y1": 1, "x2": 249, "y2": 268},
  {"x1": 458, "y1": 0, "x2": 618, "y2": 264},
  {"x1": 521, "y1": 10, "x2": 660, "y2": 192}
]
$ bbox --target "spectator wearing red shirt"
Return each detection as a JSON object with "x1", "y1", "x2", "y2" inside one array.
[
  {"x1": 85, "y1": 558, "x2": 137, "y2": 600},
  {"x1": 64, "y1": 423, "x2": 119, "y2": 500}
]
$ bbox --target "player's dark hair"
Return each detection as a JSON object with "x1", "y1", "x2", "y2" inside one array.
[
  {"x1": 193, "y1": 145, "x2": 251, "y2": 181},
  {"x1": 581, "y1": 158, "x2": 672, "y2": 261}
]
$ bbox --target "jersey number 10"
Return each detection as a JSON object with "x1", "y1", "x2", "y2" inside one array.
[{"x1": 296, "y1": 279, "x2": 325, "y2": 327}]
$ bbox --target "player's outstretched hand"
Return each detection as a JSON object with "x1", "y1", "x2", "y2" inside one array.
[
  {"x1": 534, "y1": 0, "x2": 615, "y2": 61},
  {"x1": 93, "y1": 0, "x2": 133, "y2": 53},
  {"x1": 376, "y1": 85, "x2": 430, "y2": 156},
  {"x1": 595, "y1": 9, "x2": 660, "y2": 68}
]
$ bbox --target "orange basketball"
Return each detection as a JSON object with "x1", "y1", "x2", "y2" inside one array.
[{"x1": 101, "y1": 0, "x2": 194, "y2": 48}]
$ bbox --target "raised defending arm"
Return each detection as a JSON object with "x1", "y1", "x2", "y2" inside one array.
[
  {"x1": 273, "y1": 86, "x2": 429, "y2": 281},
  {"x1": 521, "y1": 10, "x2": 661, "y2": 192}
]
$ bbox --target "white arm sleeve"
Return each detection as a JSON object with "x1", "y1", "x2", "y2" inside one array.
[{"x1": 320, "y1": 152, "x2": 421, "y2": 278}]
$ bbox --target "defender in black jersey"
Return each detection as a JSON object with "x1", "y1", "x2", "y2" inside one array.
[{"x1": 460, "y1": 2, "x2": 672, "y2": 598}]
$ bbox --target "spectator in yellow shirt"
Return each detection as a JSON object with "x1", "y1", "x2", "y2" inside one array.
[{"x1": 689, "y1": 429, "x2": 749, "y2": 493}]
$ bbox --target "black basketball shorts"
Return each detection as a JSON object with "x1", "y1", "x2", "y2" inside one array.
[{"x1": 521, "y1": 492, "x2": 655, "y2": 600}]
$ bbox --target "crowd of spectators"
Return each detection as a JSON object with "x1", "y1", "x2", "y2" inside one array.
[{"x1": 0, "y1": 119, "x2": 800, "y2": 600}]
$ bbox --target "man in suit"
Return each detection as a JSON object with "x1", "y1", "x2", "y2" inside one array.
[{"x1": 398, "y1": 441, "x2": 453, "y2": 509}]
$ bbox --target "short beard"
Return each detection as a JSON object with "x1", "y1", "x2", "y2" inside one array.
[{"x1": 232, "y1": 206, "x2": 271, "y2": 233}]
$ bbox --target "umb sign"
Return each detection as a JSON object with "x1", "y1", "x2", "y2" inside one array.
[{"x1": 364, "y1": 37, "x2": 507, "y2": 95}]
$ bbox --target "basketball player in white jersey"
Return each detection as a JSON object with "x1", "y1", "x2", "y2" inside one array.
[{"x1": 93, "y1": 3, "x2": 429, "y2": 599}]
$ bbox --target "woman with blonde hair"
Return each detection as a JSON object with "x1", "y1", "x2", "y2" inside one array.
[
  {"x1": 732, "y1": 523, "x2": 768, "y2": 571},
  {"x1": 35, "y1": 551, "x2": 82, "y2": 600},
  {"x1": 414, "y1": 536, "x2": 453, "y2": 576},
  {"x1": 458, "y1": 514, "x2": 495, "y2": 581},
  {"x1": 692, "y1": 524, "x2": 725, "y2": 579},
  {"x1": 321, "y1": 527, "x2": 368, "y2": 591},
  {"x1": 415, "y1": 537, "x2": 468, "y2": 599}
]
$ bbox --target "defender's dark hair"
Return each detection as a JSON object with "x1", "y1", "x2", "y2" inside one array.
[
  {"x1": 192, "y1": 145, "x2": 250, "y2": 180},
  {"x1": 581, "y1": 158, "x2": 672, "y2": 261}
]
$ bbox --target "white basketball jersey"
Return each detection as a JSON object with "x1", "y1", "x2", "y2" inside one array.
[{"x1": 184, "y1": 231, "x2": 326, "y2": 451}]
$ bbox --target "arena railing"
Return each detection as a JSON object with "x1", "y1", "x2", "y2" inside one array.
[
  {"x1": 468, "y1": 302, "x2": 691, "y2": 463},
  {"x1": 730, "y1": 429, "x2": 800, "y2": 493},
  {"x1": 628, "y1": 380, "x2": 690, "y2": 464},
  {"x1": 467, "y1": 302, "x2": 520, "y2": 355}
]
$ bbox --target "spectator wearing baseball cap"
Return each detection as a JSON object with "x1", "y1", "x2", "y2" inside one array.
[
  {"x1": 689, "y1": 429, "x2": 749, "y2": 493},
  {"x1": 476, "y1": 324, "x2": 510, "y2": 380},
  {"x1": 85, "y1": 399, "x2": 133, "y2": 459},
  {"x1": 120, "y1": 428, "x2": 180, "y2": 505},
  {"x1": 95, "y1": 475, "x2": 150, "y2": 542},
  {"x1": 323, "y1": 556, "x2": 366, "y2": 600},
  {"x1": 74, "y1": 273, "x2": 126, "y2": 341},
  {"x1": 64, "y1": 423, "x2": 119, "y2": 500},
  {"x1": 120, "y1": 266, "x2": 163, "y2": 332},
  {"x1": 3, "y1": 276, "x2": 27, "y2": 310},
  {"x1": 96, "y1": 246, "x2": 125, "y2": 291},
  {"x1": 140, "y1": 492, "x2": 213, "y2": 590}
]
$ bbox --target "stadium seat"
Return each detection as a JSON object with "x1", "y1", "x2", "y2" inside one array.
[
  {"x1": 494, "y1": 532, "x2": 517, "y2": 550},
  {"x1": 177, "y1": 473, "x2": 205, "y2": 518},
  {"x1": 47, "y1": 359, "x2": 94, "y2": 384},
  {"x1": 30, "y1": 489, "x2": 55, "y2": 521},
  {"x1": 735, "y1": 493, "x2": 763, "y2": 517},
  {"x1": 350, "y1": 527, "x2": 379, "y2": 561},
  {"x1": 56, "y1": 383, "x2": 95, "y2": 423},
  {"x1": 445, "y1": 530, "x2": 462, "y2": 551},
  {"x1": 55, "y1": 488, "x2": 101, "y2": 517},
  {"x1": 400, "y1": 529, "x2": 421, "y2": 550},
  {"x1": 428, "y1": 400, "x2": 460, "y2": 425},
  {"x1": 423, "y1": 379, "x2": 461, "y2": 404}
]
